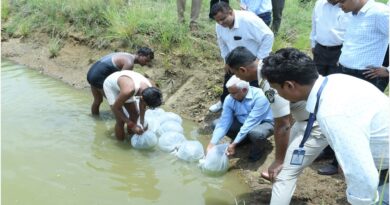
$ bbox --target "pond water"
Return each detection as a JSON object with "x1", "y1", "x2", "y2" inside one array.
[{"x1": 1, "y1": 60, "x2": 250, "y2": 205}]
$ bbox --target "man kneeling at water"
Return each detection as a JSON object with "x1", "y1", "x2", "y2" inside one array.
[
  {"x1": 103, "y1": 70, "x2": 162, "y2": 141},
  {"x1": 206, "y1": 75, "x2": 274, "y2": 162}
]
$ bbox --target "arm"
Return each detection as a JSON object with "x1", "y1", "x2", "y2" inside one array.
[
  {"x1": 121, "y1": 57, "x2": 135, "y2": 70},
  {"x1": 267, "y1": 114, "x2": 291, "y2": 181},
  {"x1": 112, "y1": 77, "x2": 141, "y2": 133},
  {"x1": 250, "y1": 19, "x2": 274, "y2": 59},
  {"x1": 319, "y1": 116, "x2": 379, "y2": 204},
  {"x1": 216, "y1": 25, "x2": 230, "y2": 62},
  {"x1": 207, "y1": 98, "x2": 234, "y2": 152},
  {"x1": 233, "y1": 95, "x2": 271, "y2": 144}
]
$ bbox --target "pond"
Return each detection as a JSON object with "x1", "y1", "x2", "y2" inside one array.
[{"x1": 1, "y1": 59, "x2": 250, "y2": 205}]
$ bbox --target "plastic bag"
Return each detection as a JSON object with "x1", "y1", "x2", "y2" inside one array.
[
  {"x1": 158, "y1": 132, "x2": 186, "y2": 152},
  {"x1": 199, "y1": 144, "x2": 229, "y2": 176},
  {"x1": 157, "y1": 121, "x2": 184, "y2": 136},
  {"x1": 160, "y1": 112, "x2": 182, "y2": 125},
  {"x1": 131, "y1": 130, "x2": 158, "y2": 150},
  {"x1": 176, "y1": 140, "x2": 205, "y2": 162}
]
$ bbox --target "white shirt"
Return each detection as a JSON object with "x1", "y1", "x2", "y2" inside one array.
[
  {"x1": 307, "y1": 74, "x2": 389, "y2": 204},
  {"x1": 339, "y1": 0, "x2": 389, "y2": 70},
  {"x1": 310, "y1": 0, "x2": 351, "y2": 48},
  {"x1": 240, "y1": 0, "x2": 272, "y2": 15},
  {"x1": 257, "y1": 62, "x2": 310, "y2": 120},
  {"x1": 216, "y1": 10, "x2": 274, "y2": 60}
]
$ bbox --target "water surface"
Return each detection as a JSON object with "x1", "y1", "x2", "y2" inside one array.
[{"x1": 1, "y1": 60, "x2": 250, "y2": 205}]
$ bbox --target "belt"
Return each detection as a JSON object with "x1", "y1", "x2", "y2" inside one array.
[{"x1": 317, "y1": 43, "x2": 342, "y2": 51}]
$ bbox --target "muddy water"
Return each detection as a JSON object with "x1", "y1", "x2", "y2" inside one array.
[{"x1": 1, "y1": 60, "x2": 250, "y2": 205}]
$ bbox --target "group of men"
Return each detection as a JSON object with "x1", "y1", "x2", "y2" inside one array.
[
  {"x1": 86, "y1": 0, "x2": 389, "y2": 204},
  {"x1": 204, "y1": 0, "x2": 389, "y2": 204},
  {"x1": 176, "y1": 0, "x2": 285, "y2": 34},
  {"x1": 86, "y1": 48, "x2": 162, "y2": 141}
]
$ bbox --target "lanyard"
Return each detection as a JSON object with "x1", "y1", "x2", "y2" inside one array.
[{"x1": 298, "y1": 77, "x2": 328, "y2": 149}]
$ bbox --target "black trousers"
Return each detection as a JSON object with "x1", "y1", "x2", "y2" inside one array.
[
  {"x1": 313, "y1": 43, "x2": 342, "y2": 76},
  {"x1": 209, "y1": 0, "x2": 229, "y2": 19},
  {"x1": 339, "y1": 64, "x2": 389, "y2": 92}
]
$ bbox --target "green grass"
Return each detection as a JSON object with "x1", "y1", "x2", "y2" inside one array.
[{"x1": 1, "y1": 0, "x2": 317, "y2": 59}]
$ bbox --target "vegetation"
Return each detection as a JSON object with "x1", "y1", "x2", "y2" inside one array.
[{"x1": 1, "y1": 0, "x2": 320, "y2": 59}]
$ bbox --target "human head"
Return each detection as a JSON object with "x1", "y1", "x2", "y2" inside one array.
[
  {"x1": 327, "y1": 0, "x2": 339, "y2": 5},
  {"x1": 225, "y1": 46, "x2": 258, "y2": 82},
  {"x1": 141, "y1": 87, "x2": 162, "y2": 109},
  {"x1": 338, "y1": 0, "x2": 366, "y2": 13},
  {"x1": 260, "y1": 48, "x2": 319, "y2": 102},
  {"x1": 210, "y1": 2, "x2": 235, "y2": 28},
  {"x1": 226, "y1": 75, "x2": 250, "y2": 101},
  {"x1": 137, "y1": 47, "x2": 154, "y2": 66}
]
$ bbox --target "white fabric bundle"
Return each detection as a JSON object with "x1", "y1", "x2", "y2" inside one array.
[
  {"x1": 158, "y1": 132, "x2": 186, "y2": 152},
  {"x1": 199, "y1": 144, "x2": 229, "y2": 176},
  {"x1": 131, "y1": 130, "x2": 158, "y2": 150},
  {"x1": 176, "y1": 140, "x2": 205, "y2": 162}
]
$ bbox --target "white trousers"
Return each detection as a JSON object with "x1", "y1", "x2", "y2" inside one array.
[{"x1": 270, "y1": 121, "x2": 329, "y2": 205}]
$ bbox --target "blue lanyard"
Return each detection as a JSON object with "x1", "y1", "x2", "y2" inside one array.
[{"x1": 299, "y1": 77, "x2": 328, "y2": 148}]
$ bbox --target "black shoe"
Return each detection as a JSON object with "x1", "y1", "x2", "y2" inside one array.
[{"x1": 318, "y1": 164, "x2": 338, "y2": 175}]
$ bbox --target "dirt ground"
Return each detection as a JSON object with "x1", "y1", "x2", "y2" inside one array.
[{"x1": 1, "y1": 34, "x2": 348, "y2": 204}]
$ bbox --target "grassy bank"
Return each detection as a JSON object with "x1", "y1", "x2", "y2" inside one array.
[{"x1": 1, "y1": 0, "x2": 317, "y2": 60}]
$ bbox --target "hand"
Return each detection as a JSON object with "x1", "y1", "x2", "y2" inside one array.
[
  {"x1": 266, "y1": 160, "x2": 284, "y2": 182},
  {"x1": 226, "y1": 143, "x2": 236, "y2": 156},
  {"x1": 131, "y1": 125, "x2": 144, "y2": 135},
  {"x1": 206, "y1": 143, "x2": 215, "y2": 154},
  {"x1": 363, "y1": 66, "x2": 389, "y2": 79}
]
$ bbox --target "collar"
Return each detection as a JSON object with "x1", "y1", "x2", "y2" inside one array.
[
  {"x1": 355, "y1": 0, "x2": 374, "y2": 15},
  {"x1": 257, "y1": 60, "x2": 262, "y2": 81},
  {"x1": 232, "y1": 10, "x2": 240, "y2": 29},
  {"x1": 244, "y1": 86, "x2": 254, "y2": 100},
  {"x1": 306, "y1": 75, "x2": 325, "y2": 113}
]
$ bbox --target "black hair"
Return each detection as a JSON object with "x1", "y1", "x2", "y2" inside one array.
[
  {"x1": 142, "y1": 87, "x2": 162, "y2": 109},
  {"x1": 225, "y1": 46, "x2": 257, "y2": 70},
  {"x1": 137, "y1": 47, "x2": 154, "y2": 60},
  {"x1": 210, "y1": 2, "x2": 232, "y2": 19},
  {"x1": 261, "y1": 48, "x2": 319, "y2": 86}
]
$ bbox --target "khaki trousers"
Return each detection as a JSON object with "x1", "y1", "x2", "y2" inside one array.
[
  {"x1": 270, "y1": 121, "x2": 328, "y2": 205},
  {"x1": 177, "y1": 0, "x2": 201, "y2": 24}
]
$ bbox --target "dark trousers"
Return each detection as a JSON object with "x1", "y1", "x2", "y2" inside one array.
[
  {"x1": 209, "y1": 0, "x2": 229, "y2": 19},
  {"x1": 220, "y1": 72, "x2": 259, "y2": 104},
  {"x1": 212, "y1": 117, "x2": 274, "y2": 148},
  {"x1": 313, "y1": 43, "x2": 342, "y2": 76},
  {"x1": 271, "y1": 0, "x2": 285, "y2": 34},
  {"x1": 339, "y1": 64, "x2": 389, "y2": 92},
  {"x1": 258, "y1": 12, "x2": 272, "y2": 26}
]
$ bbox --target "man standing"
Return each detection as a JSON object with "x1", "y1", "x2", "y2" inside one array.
[
  {"x1": 338, "y1": 0, "x2": 389, "y2": 91},
  {"x1": 240, "y1": 0, "x2": 273, "y2": 26},
  {"x1": 271, "y1": 0, "x2": 285, "y2": 34},
  {"x1": 208, "y1": 2, "x2": 274, "y2": 113},
  {"x1": 177, "y1": 0, "x2": 202, "y2": 30},
  {"x1": 310, "y1": 0, "x2": 351, "y2": 76},
  {"x1": 226, "y1": 46, "x2": 329, "y2": 205},
  {"x1": 261, "y1": 47, "x2": 389, "y2": 205},
  {"x1": 207, "y1": 75, "x2": 274, "y2": 162}
]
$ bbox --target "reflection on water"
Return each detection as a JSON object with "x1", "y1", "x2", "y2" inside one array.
[{"x1": 1, "y1": 59, "x2": 250, "y2": 205}]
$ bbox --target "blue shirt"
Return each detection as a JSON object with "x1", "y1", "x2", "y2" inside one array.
[
  {"x1": 241, "y1": 0, "x2": 272, "y2": 15},
  {"x1": 211, "y1": 86, "x2": 273, "y2": 145},
  {"x1": 339, "y1": 0, "x2": 389, "y2": 70}
]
